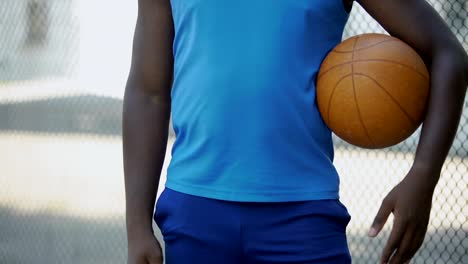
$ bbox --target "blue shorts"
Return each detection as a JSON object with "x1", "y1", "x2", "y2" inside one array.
[{"x1": 154, "y1": 188, "x2": 352, "y2": 264}]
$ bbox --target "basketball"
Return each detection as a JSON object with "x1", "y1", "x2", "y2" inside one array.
[{"x1": 316, "y1": 33, "x2": 430, "y2": 149}]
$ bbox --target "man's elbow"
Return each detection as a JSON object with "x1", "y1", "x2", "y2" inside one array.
[
  {"x1": 140, "y1": 82, "x2": 172, "y2": 106},
  {"x1": 455, "y1": 50, "x2": 468, "y2": 88},
  {"x1": 463, "y1": 53, "x2": 468, "y2": 86},
  {"x1": 433, "y1": 45, "x2": 468, "y2": 88},
  {"x1": 125, "y1": 77, "x2": 172, "y2": 108}
]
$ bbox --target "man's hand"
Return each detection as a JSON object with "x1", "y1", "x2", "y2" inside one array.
[
  {"x1": 368, "y1": 165, "x2": 438, "y2": 264},
  {"x1": 127, "y1": 230, "x2": 163, "y2": 264}
]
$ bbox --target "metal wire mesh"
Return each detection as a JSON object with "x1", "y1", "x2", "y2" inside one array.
[{"x1": 0, "y1": 0, "x2": 466, "y2": 263}]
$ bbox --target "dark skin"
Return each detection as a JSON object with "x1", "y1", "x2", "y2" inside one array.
[
  {"x1": 123, "y1": 0, "x2": 468, "y2": 263},
  {"x1": 355, "y1": 0, "x2": 468, "y2": 263},
  {"x1": 123, "y1": 0, "x2": 173, "y2": 263}
]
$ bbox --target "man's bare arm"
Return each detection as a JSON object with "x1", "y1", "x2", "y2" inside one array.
[
  {"x1": 123, "y1": 0, "x2": 173, "y2": 262},
  {"x1": 357, "y1": 0, "x2": 467, "y2": 173},
  {"x1": 356, "y1": 0, "x2": 468, "y2": 263}
]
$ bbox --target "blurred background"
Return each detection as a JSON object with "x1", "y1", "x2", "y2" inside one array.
[{"x1": 0, "y1": 0, "x2": 466, "y2": 263}]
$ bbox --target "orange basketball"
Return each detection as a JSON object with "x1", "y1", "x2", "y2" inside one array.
[{"x1": 317, "y1": 33, "x2": 430, "y2": 149}]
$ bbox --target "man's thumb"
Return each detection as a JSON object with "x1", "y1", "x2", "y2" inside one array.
[{"x1": 368, "y1": 197, "x2": 393, "y2": 237}]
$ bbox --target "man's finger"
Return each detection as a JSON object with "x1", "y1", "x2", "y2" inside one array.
[
  {"x1": 397, "y1": 227, "x2": 427, "y2": 264},
  {"x1": 369, "y1": 197, "x2": 394, "y2": 237},
  {"x1": 388, "y1": 228, "x2": 415, "y2": 264},
  {"x1": 381, "y1": 219, "x2": 407, "y2": 263}
]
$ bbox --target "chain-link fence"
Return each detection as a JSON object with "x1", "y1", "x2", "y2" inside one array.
[{"x1": 0, "y1": 0, "x2": 466, "y2": 263}]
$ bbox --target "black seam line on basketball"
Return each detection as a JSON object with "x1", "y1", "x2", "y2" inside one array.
[
  {"x1": 318, "y1": 59, "x2": 429, "y2": 81},
  {"x1": 354, "y1": 73, "x2": 418, "y2": 126},
  {"x1": 332, "y1": 38, "x2": 398, "y2": 53},
  {"x1": 326, "y1": 73, "x2": 354, "y2": 124},
  {"x1": 352, "y1": 36, "x2": 376, "y2": 147}
]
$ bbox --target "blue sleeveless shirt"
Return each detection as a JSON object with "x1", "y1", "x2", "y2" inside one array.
[{"x1": 166, "y1": 0, "x2": 350, "y2": 202}]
